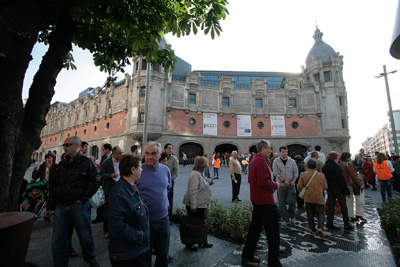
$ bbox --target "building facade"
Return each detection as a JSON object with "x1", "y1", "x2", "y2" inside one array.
[
  {"x1": 361, "y1": 109, "x2": 400, "y2": 156},
  {"x1": 34, "y1": 27, "x2": 350, "y2": 162}
]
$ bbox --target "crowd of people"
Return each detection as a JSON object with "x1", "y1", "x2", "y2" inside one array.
[{"x1": 21, "y1": 137, "x2": 400, "y2": 267}]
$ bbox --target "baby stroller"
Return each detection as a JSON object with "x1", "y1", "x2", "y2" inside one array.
[{"x1": 20, "y1": 180, "x2": 49, "y2": 220}]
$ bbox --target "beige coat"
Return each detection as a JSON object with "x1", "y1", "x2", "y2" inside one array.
[
  {"x1": 182, "y1": 170, "x2": 211, "y2": 209},
  {"x1": 297, "y1": 170, "x2": 328, "y2": 205}
]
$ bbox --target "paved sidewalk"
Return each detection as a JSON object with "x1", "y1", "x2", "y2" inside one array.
[{"x1": 23, "y1": 163, "x2": 398, "y2": 266}]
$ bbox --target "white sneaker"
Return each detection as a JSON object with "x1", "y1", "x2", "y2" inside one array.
[
  {"x1": 290, "y1": 218, "x2": 296, "y2": 225},
  {"x1": 281, "y1": 221, "x2": 288, "y2": 227}
]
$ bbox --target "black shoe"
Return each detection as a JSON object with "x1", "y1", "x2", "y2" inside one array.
[
  {"x1": 185, "y1": 245, "x2": 198, "y2": 251},
  {"x1": 68, "y1": 248, "x2": 77, "y2": 257},
  {"x1": 200, "y1": 243, "x2": 213, "y2": 248},
  {"x1": 350, "y1": 217, "x2": 358, "y2": 222},
  {"x1": 326, "y1": 224, "x2": 340, "y2": 230},
  {"x1": 344, "y1": 224, "x2": 354, "y2": 230},
  {"x1": 356, "y1": 216, "x2": 367, "y2": 222},
  {"x1": 242, "y1": 256, "x2": 261, "y2": 264}
]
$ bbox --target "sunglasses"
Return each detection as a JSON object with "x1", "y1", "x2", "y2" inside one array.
[{"x1": 62, "y1": 143, "x2": 75, "y2": 147}]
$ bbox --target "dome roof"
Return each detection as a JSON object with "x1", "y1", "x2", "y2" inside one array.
[{"x1": 306, "y1": 27, "x2": 336, "y2": 64}]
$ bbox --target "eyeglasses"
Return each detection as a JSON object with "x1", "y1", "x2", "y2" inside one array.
[{"x1": 62, "y1": 143, "x2": 75, "y2": 147}]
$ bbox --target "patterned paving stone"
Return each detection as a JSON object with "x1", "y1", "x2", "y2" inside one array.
[{"x1": 214, "y1": 196, "x2": 397, "y2": 267}]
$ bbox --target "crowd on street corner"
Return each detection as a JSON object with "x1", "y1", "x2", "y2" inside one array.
[{"x1": 21, "y1": 136, "x2": 400, "y2": 266}]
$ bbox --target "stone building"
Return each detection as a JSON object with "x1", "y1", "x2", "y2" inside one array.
[{"x1": 34, "y1": 27, "x2": 350, "y2": 163}]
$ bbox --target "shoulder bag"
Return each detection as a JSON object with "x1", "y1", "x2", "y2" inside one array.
[{"x1": 298, "y1": 171, "x2": 317, "y2": 199}]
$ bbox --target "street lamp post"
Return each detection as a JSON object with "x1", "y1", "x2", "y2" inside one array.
[{"x1": 375, "y1": 65, "x2": 399, "y2": 155}]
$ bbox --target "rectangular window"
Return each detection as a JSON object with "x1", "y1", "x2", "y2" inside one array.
[
  {"x1": 141, "y1": 59, "x2": 147, "y2": 70},
  {"x1": 139, "y1": 112, "x2": 145, "y2": 123},
  {"x1": 189, "y1": 93, "x2": 196, "y2": 104},
  {"x1": 314, "y1": 73, "x2": 320, "y2": 83},
  {"x1": 324, "y1": 71, "x2": 331, "y2": 82},
  {"x1": 339, "y1": 96, "x2": 343, "y2": 106},
  {"x1": 289, "y1": 98, "x2": 296, "y2": 108},
  {"x1": 342, "y1": 119, "x2": 346, "y2": 128},
  {"x1": 255, "y1": 98, "x2": 262, "y2": 108},
  {"x1": 222, "y1": 97, "x2": 229, "y2": 107},
  {"x1": 140, "y1": 86, "x2": 146, "y2": 97}
]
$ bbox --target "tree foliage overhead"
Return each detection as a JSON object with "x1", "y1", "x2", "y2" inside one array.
[
  {"x1": 0, "y1": 0, "x2": 228, "y2": 212},
  {"x1": 40, "y1": 0, "x2": 229, "y2": 74}
]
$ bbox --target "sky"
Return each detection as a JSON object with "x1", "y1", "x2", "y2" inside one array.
[{"x1": 22, "y1": 0, "x2": 400, "y2": 155}]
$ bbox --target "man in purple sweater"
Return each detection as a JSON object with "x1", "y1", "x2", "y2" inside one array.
[{"x1": 136, "y1": 142, "x2": 172, "y2": 266}]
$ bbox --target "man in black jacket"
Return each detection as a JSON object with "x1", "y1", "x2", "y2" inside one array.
[
  {"x1": 322, "y1": 151, "x2": 353, "y2": 230},
  {"x1": 45, "y1": 136, "x2": 100, "y2": 267},
  {"x1": 92, "y1": 143, "x2": 112, "y2": 224},
  {"x1": 100, "y1": 146, "x2": 123, "y2": 238}
]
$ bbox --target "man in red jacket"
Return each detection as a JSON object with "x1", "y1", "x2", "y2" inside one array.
[{"x1": 242, "y1": 140, "x2": 282, "y2": 266}]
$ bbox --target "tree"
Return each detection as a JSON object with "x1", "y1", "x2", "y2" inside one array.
[{"x1": 0, "y1": 0, "x2": 228, "y2": 212}]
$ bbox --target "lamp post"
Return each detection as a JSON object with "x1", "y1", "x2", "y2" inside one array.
[{"x1": 375, "y1": 65, "x2": 399, "y2": 155}]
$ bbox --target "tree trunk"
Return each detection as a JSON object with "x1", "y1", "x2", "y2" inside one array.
[
  {"x1": 7, "y1": 11, "x2": 75, "y2": 211},
  {"x1": 0, "y1": 1, "x2": 47, "y2": 213}
]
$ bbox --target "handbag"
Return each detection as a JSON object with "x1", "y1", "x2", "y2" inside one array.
[
  {"x1": 352, "y1": 183, "x2": 361, "y2": 195},
  {"x1": 347, "y1": 162, "x2": 361, "y2": 195},
  {"x1": 179, "y1": 216, "x2": 207, "y2": 245},
  {"x1": 89, "y1": 186, "x2": 105, "y2": 208},
  {"x1": 298, "y1": 171, "x2": 317, "y2": 199},
  {"x1": 324, "y1": 199, "x2": 342, "y2": 215}
]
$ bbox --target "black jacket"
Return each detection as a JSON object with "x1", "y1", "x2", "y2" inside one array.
[
  {"x1": 322, "y1": 160, "x2": 350, "y2": 195},
  {"x1": 100, "y1": 157, "x2": 117, "y2": 196},
  {"x1": 47, "y1": 151, "x2": 100, "y2": 210}
]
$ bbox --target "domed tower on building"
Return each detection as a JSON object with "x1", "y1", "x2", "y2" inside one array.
[{"x1": 302, "y1": 26, "x2": 350, "y2": 151}]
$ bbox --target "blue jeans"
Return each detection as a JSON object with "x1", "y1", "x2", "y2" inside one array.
[
  {"x1": 204, "y1": 167, "x2": 211, "y2": 178},
  {"x1": 24, "y1": 205, "x2": 41, "y2": 216},
  {"x1": 378, "y1": 179, "x2": 393, "y2": 202},
  {"x1": 278, "y1": 185, "x2": 297, "y2": 222},
  {"x1": 243, "y1": 164, "x2": 248, "y2": 173},
  {"x1": 149, "y1": 216, "x2": 170, "y2": 267},
  {"x1": 214, "y1": 167, "x2": 219, "y2": 178},
  {"x1": 52, "y1": 201, "x2": 96, "y2": 267}
]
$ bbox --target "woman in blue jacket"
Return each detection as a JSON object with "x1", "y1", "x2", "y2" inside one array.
[{"x1": 108, "y1": 154, "x2": 151, "y2": 267}]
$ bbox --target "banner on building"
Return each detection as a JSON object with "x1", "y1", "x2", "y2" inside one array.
[
  {"x1": 203, "y1": 113, "x2": 218, "y2": 135},
  {"x1": 271, "y1": 116, "x2": 286, "y2": 136},
  {"x1": 237, "y1": 115, "x2": 252, "y2": 136}
]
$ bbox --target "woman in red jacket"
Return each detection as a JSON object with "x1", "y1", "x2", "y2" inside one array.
[{"x1": 361, "y1": 157, "x2": 376, "y2": 191}]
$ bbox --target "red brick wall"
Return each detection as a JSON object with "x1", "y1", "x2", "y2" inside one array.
[
  {"x1": 64, "y1": 112, "x2": 126, "y2": 141},
  {"x1": 43, "y1": 112, "x2": 126, "y2": 143},
  {"x1": 168, "y1": 110, "x2": 320, "y2": 137},
  {"x1": 168, "y1": 110, "x2": 203, "y2": 135}
]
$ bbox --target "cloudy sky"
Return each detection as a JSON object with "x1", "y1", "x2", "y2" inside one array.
[{"x1": 22, "y1": 0, "x2": 400, "y2": 154}]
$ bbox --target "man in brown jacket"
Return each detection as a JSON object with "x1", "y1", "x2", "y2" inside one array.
[
  {"x1": 339, "y1": 152, "x2": 365, "y2": 222},
  {"x1": 297, "y1": 159, "x2": 328, "y2": 237}
]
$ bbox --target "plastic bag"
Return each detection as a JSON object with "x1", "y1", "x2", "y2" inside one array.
[{"x1": 89, "y1": 186, "x2": 105, "y2": 208}]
